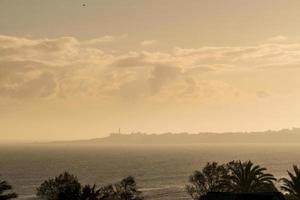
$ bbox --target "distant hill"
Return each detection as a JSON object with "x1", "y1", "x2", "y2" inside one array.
[{"x1": 54, "y1": 128, "x2": 300, "y2": 144}]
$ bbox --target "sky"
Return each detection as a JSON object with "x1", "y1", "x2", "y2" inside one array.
[{"x1": 1, "y1": 0, "x2": 300, "y2": 141}]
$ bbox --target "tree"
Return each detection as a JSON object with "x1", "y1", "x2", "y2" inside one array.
[
  {"x1": 99, "y1": 176, "x2": 143, "y2": 200},
  {"x1": 186, "y1": 162, "x2": 229, "y2": 200},
  {"x1": 37, "y1": 173, "x2": 143, "y2": 200},
  {"x1": 36, "y1": 172, "x2": 82, "y2": 200},
  {"x1": 0, "y1": 177, "x2": 17, "y2": 200},
  {"x1": 226, "y1": 160, "x2": 276, "y2": 192},
  {"x1": 280, "y1": 165, "x2": 300, "y2": 200},
  {"x1": 115, "y1": 176, "x2": 143, "y2": 200},
  {"x1": 99, "y1": 184, "x2": 117, "y2": 200},
  {"x1": 81, "y1": 184, "x2": 101, "y2": 200}
]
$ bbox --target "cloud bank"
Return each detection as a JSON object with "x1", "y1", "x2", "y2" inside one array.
[{"x1": 1, "y1": 35, "x2": 300, "y2": 104}]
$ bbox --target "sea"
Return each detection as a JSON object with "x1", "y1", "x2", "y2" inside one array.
[{"x1": 0, "y1": 143, "x2": 300, "y2": 200}]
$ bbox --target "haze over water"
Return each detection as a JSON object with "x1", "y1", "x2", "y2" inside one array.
[{"x1": 1, "y1": 144, "x2": 299, "y2": 200}]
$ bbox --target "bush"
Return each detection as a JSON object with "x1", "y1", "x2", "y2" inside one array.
[{"x1": 37, "y1": 172, "x2": 81, "y2": 200}]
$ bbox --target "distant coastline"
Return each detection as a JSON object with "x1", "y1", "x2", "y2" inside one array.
[{"x1": 50, "y1": 128, "x2": 300, "y2": 144}]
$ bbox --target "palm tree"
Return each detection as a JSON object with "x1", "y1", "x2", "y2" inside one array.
[
  {"x1": 0, "y1": 178, "x2": 18, "y2": 200},
  {"x1": 280, "y1": 165, "x2": 300, "y2": 199},
  {"x1": 226, "y1": 160, "x2": 276, "y2": 192}
]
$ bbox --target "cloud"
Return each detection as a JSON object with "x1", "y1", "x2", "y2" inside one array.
[
  {"x1": 0, "y1": 35, "x2": 79, "y2": 65},
  {"x1": 173, "y1": 43, "x2": 300, "y2": 70},
  {"x1": 265, "y1": 35, "x2": 289, "y2": 43},
  {"x1": 149, "y1": 65, "x2": 182, "y2": 94},
  {"x1": 0, "y1": 72, "x2": 57, "y2": 98},
  {"x1": 83, "y1": 35, "x2": 115, "y2": 45},
  {"x1": 109, "y1": 52, "x2": 150, "y2": 68},
  {"x1": 256, "y1": 90, "x2": 269, "y2": 98},
  {"x1": 1, "y1": 34, "x2": 300, "y2": 103},
  {"x1": 141, "y1": 40, "x2": 157, "y2": 46}
]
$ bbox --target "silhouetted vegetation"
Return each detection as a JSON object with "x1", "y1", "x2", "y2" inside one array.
[
  {"x1": 4, "y1": 161, "x2": 300, "y2": 200},
  {"x1": 81, "y1": 184, "x2": 101, "y2": 200},
  {"x1": 97, "y1": 176, "x2": 143, "y2": 200},
  {"x1": 226, "y1": 160, "x2": 276, "y2": 192},
  {"x1": 0, "y1": 176, "x2": 17, "y2": 200},
  {"x1": 37, "y1": 172, "x2": 82, "y2": 200},
  {"x1": 115, "y1": 176, "x2": 143, "y2": 200},
  {"x1": 200, "y1": 192, "x2": 286, "y2": 200},
  {"x1": 187, "y1": 160, "x2": 277, "y2": 199},
  {"x1": 280, "y1": 165, "x2": 300, "y2": 200},
  {"x1": 37, "y1": 172, "x2": 143, "y2": 200},
  {"x1": 186, "y1": 162, "x2": 229, "y2": 199}
]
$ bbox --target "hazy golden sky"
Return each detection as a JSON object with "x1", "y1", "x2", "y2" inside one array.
[{"x1": 1, "y1": 0, "x2": 300, "y2": 141}]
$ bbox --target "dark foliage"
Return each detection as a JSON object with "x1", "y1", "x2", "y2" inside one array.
[
  {"x1": 280, "y1": 165, "x2": 300, "y2": 200},
  {"x1": 186, "y1": 160, "x2": 277, "y2": 199},
  {"x1": 0, "y1": 177, "x2": 17, "y2": 200},
  {"x1": 37, "y1": 172, "x2": 143, "y2": 200},
  {"x1": 226, "y1": 160, "x2": 277, "y2": 192},
  {"x1": 200, "y1": 192, "x2": 285, "y2": 200},
  {"x1": 99, "y1": 176, "x2": 143, "y2": 200},
  {"x1": 186, "y1": 162, "x2": 229, "y2": 200},
  {"x1": 36, "y1": 172, "x2": 82, "y2": 200},
  {"x1": 81, "y1": 184, "x2": 101, "y2": 200}
]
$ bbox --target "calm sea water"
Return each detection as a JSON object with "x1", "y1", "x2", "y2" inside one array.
[{"x1": 1, "y1": 144, "x2": 300, "y2": 200}]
